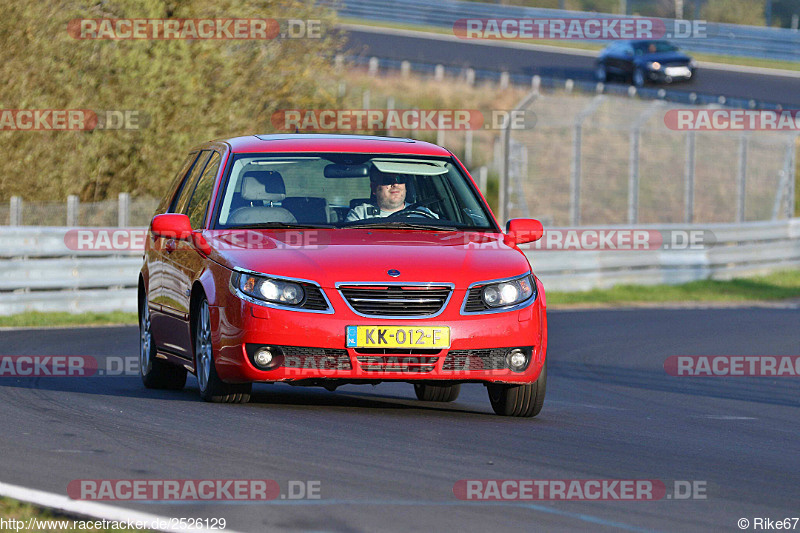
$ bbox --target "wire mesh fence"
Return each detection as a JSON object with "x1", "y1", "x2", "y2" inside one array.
[
  {"x1": 506, "y1": 91, "x2": 798, "y2": 226},
  {"x1": 1, "y1": 194, "x2": 159, "y2": 227}
]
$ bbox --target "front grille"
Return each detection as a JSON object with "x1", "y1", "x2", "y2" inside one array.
[
  {"x1": 300, "y1": 285, "x2": 329, "y2": 311},
  {"x1": 279, "y1": 346, "x2": 351, "y2": 370},
  {"x1": 463, "y1": 287, "x2": 489, "y2": 312},
  {"x1": 442, "y1": 349, "x2": 508, "y2": 371},
  {"x1": 356, "y1": 352, "x2": 441, "y2": 373},
  {"x1": 339, "y1": 285, "x2": 451, "y2": 317}
]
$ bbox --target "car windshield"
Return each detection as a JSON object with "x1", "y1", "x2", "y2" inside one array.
[
  {"x1": 214, "y1": 153, "x2": 496, "y2": 231},
  {"x1": 634, "y1": 41, "x2": 679, "y2": 54}
]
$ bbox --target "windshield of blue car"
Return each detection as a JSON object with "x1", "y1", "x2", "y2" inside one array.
[
  {"x1": 633, "y1": 41, "x2": 679, "y2": 54},
  {"x1": 213, "y1": 153, "x2": 497, "y2": 231}
]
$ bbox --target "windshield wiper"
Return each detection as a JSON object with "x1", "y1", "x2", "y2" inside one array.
[
  {"x1": 228, "y1": 222, "x2": 333, "y2": 229},
  {"x1": 345, "y1": 221, "x2": 457, "y2": 231}
]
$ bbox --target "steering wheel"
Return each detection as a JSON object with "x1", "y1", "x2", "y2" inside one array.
[
  {"x1": 386, "y1": 200, "x2": 438, "y2": 220},
  {"x1": 386, "y1": 208, "x2": 438, "y2": 220}
]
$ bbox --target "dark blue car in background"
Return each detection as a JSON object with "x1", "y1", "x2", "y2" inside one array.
[{"x1": 595, "y1": 40, "x2": 697, "y2": 87}]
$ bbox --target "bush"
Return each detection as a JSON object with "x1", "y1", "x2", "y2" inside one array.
[{"x1": 0, "y1": 0, "x2": 341, "y2": 202}]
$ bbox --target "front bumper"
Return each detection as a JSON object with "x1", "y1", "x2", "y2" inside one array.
[
  {"x1": 647, "y1": 65, "x2": 694, "y2": 82},
  {"x1": 212, "y1": 282, "x2": 547, "y2": 385}
]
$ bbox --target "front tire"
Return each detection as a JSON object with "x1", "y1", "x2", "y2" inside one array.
[
  {"x1": 632, "y1": 67, "x2": 646, "y2": 88},
  {"x1": 486, "y1": 361, "x2": 546, "y2": 417},
  {"x1": 194, "y1": 297, "x2": 251, "y2": 403},
  {"x1": 594, "y1": 63, "x2": 607, "y2": 82},
  {"x1": 139, "y1": 297, "x2": 187, "y2": 390},
  {"x1": 414, "y1": 383, "x2": 461, "y2": 402}
]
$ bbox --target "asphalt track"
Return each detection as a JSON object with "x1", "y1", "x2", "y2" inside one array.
[
  {"x1": 0, "y1": 307, "x2": 798, "y2": 532},
  {"x1": 343, "y1": 28, "x2": 800, "y2": 108}
]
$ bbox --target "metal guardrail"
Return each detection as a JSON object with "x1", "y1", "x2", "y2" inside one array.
[
  {"x1": 528, "y1": 219, "x2": 800, "y2": 291},
  {"x1": 1, "y1": 221, "x2": 798, "y2": 314},
  {"x1": 329, "y1": 0, "x2": 800, "y2": 62},
  {"x1": 0, "y1": 227, "x2": 142, "y2": 315}
]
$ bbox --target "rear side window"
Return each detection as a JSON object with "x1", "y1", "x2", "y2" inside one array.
[
  {"x1": 171, "y1": 151, "x2": 211, "y2": 214},
  {"x1": 186, "y1": 152, "x2": 222, "y2": 229},
  {"x1": 157, "y1": 152, "x2": 198, "y2": 213}
]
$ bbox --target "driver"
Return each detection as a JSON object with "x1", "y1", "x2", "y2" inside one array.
[{"x1": 346, "y1": 166, "x2": 437, "y2": 221}]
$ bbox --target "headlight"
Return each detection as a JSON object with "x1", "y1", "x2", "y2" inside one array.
[
  {"x1": 690, "y1": 59, "x2": 697, "y2": 68},
  {"x1": 647, "y1": 61, "x2": 661, "y2": 70},
  {"x1": 481, "y1": 275, "x2": 535, "y2": 308},
  {"x1": 236, "y1": 272, "x2": 305, "y2": 306}
]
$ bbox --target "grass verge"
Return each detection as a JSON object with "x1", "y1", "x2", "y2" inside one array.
[
  {"x1": 0, "y1": 496, "x2": 149, "y2": 532},
  {"x1": 547, "y1": 269, "x2": 800, "y2": 306},
  {"x1": 0, "y1": 311, "x2": 137, "y2": 328},
  {"x1": 340, "y1": 18, "x2": 800, "y2": 72}
]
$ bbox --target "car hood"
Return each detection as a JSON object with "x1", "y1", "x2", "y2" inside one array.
[
  {"x1": 202, "y1": 228, "x2": 532, "y2": 288},
  {"x1": 638, "y1": 51, "x2": 692, "y2": 64}
]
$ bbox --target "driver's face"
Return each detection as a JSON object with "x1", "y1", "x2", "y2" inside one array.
[{"x1": 374, "y1": 182, "x2": 406, "y2": 212}]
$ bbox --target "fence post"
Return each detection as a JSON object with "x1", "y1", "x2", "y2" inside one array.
[
  {"x1": 737, "y1": 135, "x2": 748, "y2": 222},
  {"x1": 570, "y1": 123, "x2": 582, "y2": 226},
  {"x1": 10, "y1": 196, "x2": 22, "y2": 226},
  {"x1": 684, "y1": 131, "x2": 696, "y2": 223},
  {"x1": 118, "y1": 193, "x2": 130, "y2": 227},
  {"x1": 362, "y1": 89, "x2": 370, "y2": 110},
  {"x1": 368, "y1": 57, "x2": 379, "y2": 76},
  {"x1": 434, "y1": 64, "x2": 445, "y2": 82},
  {"x1": 569, "y1": 96, "x2": 605, "y2": 226},
  {"x1": 628, "y1": 128, "x2": 640, "y2": 224},
  {"x1": 628, "y1": 101, "x2": 663, "y2": 224},
  {"x1": 500, "y1": 89, "x2": 539, "y2": 226},
  {"x1": 478, "y1": 166, "x2": 488, "y2": 193},
  {"x1": 499, "y1": 71, "x2": 509, "y2": 89},
  {"x1": 464, "y1": 128, "x2": 473, "y2": 168},
  {"x1": 386, "y1": 96, "x2": 395, "y2": 136},
  {"x1": 788, "y1": 135, "x2": 798, "y2": 219},
  {"x1": 465, "y1": 68, "x2": 475, "y2": 86},
  {"x1": 400, "y1": 60, "x2": 411, "y2": 78},
  {"x1": 67, "y1": 195, "x2": 79, "y2": 226}
]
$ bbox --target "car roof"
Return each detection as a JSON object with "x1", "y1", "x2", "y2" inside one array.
[{"x1": 199, "y1": 134, "x2": 453, "y2": 156}]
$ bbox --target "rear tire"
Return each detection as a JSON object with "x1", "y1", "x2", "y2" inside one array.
[
  {"x1": 414, "y1": 383, "x2": 461, "y2": 402},
  {"x1": 487, "y1": 361, "x2": 546, "y2": 417},
  {"x1": 139, "y1": 296, "x2": 187, "y2": 390},
  {"x1": 194, "y1": 297, "x2": 251, "y2": 403}
]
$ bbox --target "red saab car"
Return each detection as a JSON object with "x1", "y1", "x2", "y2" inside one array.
[{"x1": 139, "y1": 134, "x2": 547, "y2": 416}]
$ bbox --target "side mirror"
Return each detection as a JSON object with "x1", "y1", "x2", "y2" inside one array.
[
  {"x1": 505, "y1": 218, "x2": 544, "y2": 245},
  {"x1": 151, "y1": 213, "x2": 193, "y2": 240}
]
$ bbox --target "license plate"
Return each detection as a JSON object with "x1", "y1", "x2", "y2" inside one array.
[
  {"x1": 665, "y1": 66, "x2": 691, "y2": 77},
  {"x1": 345, "y1": 326, "x2": 450, "y2": 349}
]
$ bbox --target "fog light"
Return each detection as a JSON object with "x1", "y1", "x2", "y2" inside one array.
[
  {"x1": 507, "y1": 349, "x2": 528, "y2": 371},
  {"x1": 254, "y1": 348, "x2": 274, "y2": 368}
]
